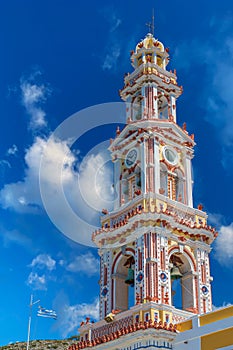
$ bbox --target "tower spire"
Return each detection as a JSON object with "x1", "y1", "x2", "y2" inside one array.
[{"x1": 146, "y1": 8, "x2": 155, "y2": 35}]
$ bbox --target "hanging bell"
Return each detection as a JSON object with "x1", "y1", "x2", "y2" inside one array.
[
  {"x1": 125, "y1": 267, "x2": 134, "y2": 286},
  {"x1": 170, "y1": 266, "x2": 183, "y2": 280}
]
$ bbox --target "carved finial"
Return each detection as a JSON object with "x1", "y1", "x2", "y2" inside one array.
[{"x1": 182, "y1": 122, "x2": 187, "y2": 131}]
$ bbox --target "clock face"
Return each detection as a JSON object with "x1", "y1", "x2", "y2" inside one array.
[
  {"x1": 163, "y1": 147, "x2": 178, "y2": 165},
  {"x1": 125, "y1": 149, "x2": 137, "y2": 167}
]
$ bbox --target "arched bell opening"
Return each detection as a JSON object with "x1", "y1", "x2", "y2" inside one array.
[
  {"x1": 113, "y1": 254, "x2": 135, "y2": 312},
  {"x1": 169, "y1": 252, "x2": 196, "y2": 312}
]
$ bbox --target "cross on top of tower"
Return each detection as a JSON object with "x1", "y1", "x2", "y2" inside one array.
[{"x1": 146, "y1": 9, "x2": 155, "y2": 35}]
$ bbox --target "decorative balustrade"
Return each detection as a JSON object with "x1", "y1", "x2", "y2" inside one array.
[
  {"x1": 68, "y1": 320, "x2": 177, "y2": 350},
  {"x1": 92, "y1": 194, "x2": 218, "y2": 242},
  {"x1": 92, "y1": 315, "x2": 133, "y2": 339},
  {"x1": 172, "y1": 309, "x2": 193, "y2": 324}
]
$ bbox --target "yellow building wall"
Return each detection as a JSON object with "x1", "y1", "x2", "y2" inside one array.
[
  {"x1": 201, "y1": 327, "x2": 233, "y2": 350},
  {"x1": 177, "y1": 319, "x2": 192, "y2": 332},
  {"x1": 199, "y1": 305, "x2": 233, "y2": 326}
]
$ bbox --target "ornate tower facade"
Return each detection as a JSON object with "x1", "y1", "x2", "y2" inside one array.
[{"x1": 71, "y1": 32, "x2": 218, "y2": 350}]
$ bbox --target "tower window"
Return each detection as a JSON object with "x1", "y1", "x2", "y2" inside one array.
[
  {"x1": 157, "y1": 55, "x2": 163, "y2": 68},
  {"x1": 103, "y1": 265, "x2": 108, "y2": 286},
  {"x1": 158, "y1": 95, "x2": 168, "y2": 119},
  {"x1": 175, "y1": 169, "x2": 185, "y2": 204},
  {"x1": 128, "y1": 176, "x2": 136, "y2": 199},
  {"x1": 137, "y1": 55, "x2": 143, "y2": 66},
  {"x1": 132, "y1": 96, "x2": 142, "y2": 120}
]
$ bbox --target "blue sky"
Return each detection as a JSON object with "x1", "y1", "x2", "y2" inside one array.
[{"x1": 1, "y1": 0, "x2": 233, "y2": 346}]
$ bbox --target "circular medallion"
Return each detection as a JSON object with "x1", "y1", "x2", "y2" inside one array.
[
  {"x1": 136, "y1": 271, "x2": 144, "y2": 283},
  {"x1": 101, "y1": 287, "x2": 108, "y2": 297},
  {"x1": 125, "y1": 149, "x2": 138, "y2": 167},
  {"x1": 160, "y1": 271, "x2": 167, "y2": 282},
  {"x1": 163, "y1": 146, "x2": 178, "y2": 165},
  {"x1": 201, "y1": 285, "x2": 209, "y2": 296}
]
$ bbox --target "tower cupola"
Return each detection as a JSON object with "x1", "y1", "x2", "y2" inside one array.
[
  {"x1": 131, "y1": 33, "x2": 169, "y2": 70},
  {"x1": 120, "y1": 32, "x2": 182, "y2": 123}
]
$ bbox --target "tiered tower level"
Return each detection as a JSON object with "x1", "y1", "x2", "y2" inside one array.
[{"x1": 72, "y1": 33, "x2": 218, "y2": 350}]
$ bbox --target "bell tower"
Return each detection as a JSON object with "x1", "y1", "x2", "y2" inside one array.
[
  {"x1": 75, "y1": 30, "x2": 218, "y2": 350},
  {"x1": 94, "y1": 32, "x2": 217, "y2": 321}
]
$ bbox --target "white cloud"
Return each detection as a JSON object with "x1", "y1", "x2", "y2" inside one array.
[
  {"x1": 54, "y1": 292, "x2": 99, "y2": 337},
  {"x1": 207, "y1": 213, "x2": 225, "y2": 227},
  {"x1": 102, "y1": 45, "x2": 121, "y2": 71},
  {"x1": 111, "y1": 17, "x2": 121, "y2": 32},
  {"x1": 214, "y1": 223, "x2": 233, "y2": 265},
  {"x1": 58, "y1": 259, "x2": 65, "y2": 267},
  {"x1": 66, "y1": 252, "x2": 99, "y2": 276},
  {"x1": 20, "y1": 72, "x2": 51, "y2": 129},
  {"x1": 39, "y1": 137, "x2": 114, "y2": 246},
  {"x1": 0, "y1": 159, "x2": 11, "y2": 169},
  {"x1": 0, "y1": 228, "x2": 31, "y2": 248},
  {"x1": 0, "y1": 136, "x2": 75, "y2": 213},
  {"x1": 101, "y1": 8, "x2": 122, "y2": 33},
  {"x1": 27, "y1": 272, "x2": 47, "y2": 291},
  {"x1": 30, "y1": 254, "x2": 56, "y2": 271},
  {"x1": 0, "y1": 135, "x2": 113, "y2": 246},
  {"x1": 78, "y1": 152, "x2": 114, "y2": 216},
  {"x1": 27, "y1": 254, "x2": 57, "y2": 290},
  {"x1": 62, "y1": 300, "x2": 99, "y2": 336},
  {"x1": 6, "y1": 144, "x2": 18, "y2": 156},
  {"x1": 100, "y1": 9, "x2": 122, "y2": 71}
]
